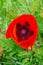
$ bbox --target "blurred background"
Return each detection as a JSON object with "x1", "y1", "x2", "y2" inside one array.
[{"x1": 0, "y1": 0, "x2": 43, "y2": 65}]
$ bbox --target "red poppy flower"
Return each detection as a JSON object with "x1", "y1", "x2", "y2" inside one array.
[{"x1": 6, "y1": 14, "x2": 38, "y2": 51}]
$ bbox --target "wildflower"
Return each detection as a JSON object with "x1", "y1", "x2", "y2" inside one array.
[{"x1": 6, "y1": 14, "x2": 38, "y2": 51}]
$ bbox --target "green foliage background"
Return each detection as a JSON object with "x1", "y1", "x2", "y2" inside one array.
[{"x1": 0, "y1": 0, "x2": 43, "y2": 65}]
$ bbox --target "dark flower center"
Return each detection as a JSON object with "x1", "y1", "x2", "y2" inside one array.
[
  {"x1": 16, "y1": 22, "x2": 34, "y2": 41},
  {"x1": 21, "y1": 29, "x2": 26, "y2": 34}
]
